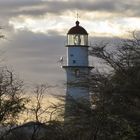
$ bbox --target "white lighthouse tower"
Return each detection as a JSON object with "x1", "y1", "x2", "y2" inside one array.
[{"x1": 63, "y1": 21, "x2": 92, "y2": 117}]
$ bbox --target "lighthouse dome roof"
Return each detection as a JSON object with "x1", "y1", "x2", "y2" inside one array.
[{"x1": 67, "y1": 21, "x2": 88, "y2": 35}]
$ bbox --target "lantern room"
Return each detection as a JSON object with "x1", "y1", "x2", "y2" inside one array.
[{"x1": 67, "y1": 21, "x2": 88, "y2": 46}]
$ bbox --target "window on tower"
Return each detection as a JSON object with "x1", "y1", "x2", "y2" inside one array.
[
  {"x1": 75, "y1": 69, "x2": 80, "y2": 77},
  {"x1": 67, "y1": 34, "x2": 88, "y2": 46},
  {"x1": 74, "y1": 35, "x2": 81, "y2": 45},
  {"x1": 73, "y1": 60, "x2": 76, "y2": 63}
]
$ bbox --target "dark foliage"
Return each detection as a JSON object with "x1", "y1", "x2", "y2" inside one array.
[
  {"x1": 88, "y1": 36, "x2": 140, "y2": 140},
  {"x1": 0, "y1": 67, "x2": 28, "y2": 125}
]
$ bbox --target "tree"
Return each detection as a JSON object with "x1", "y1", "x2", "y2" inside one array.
[
  {"x1": 28, "y1": 84, "x2": 62, "y2": 123},
  {"x1": 29, "y1": 84, "x2": 48, "y2": 122},
  {"x1": 88, "y1": 34, "x2": 140, "y2": 140},
  {"x1": 0, "y1": 67, "x2": 28, "y2": 125}
]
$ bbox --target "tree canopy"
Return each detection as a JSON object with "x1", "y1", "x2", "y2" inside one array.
[
  {"x1": 88, "y1": 35, "x2": 140, "y2": 140},
  {"x1": 0, "y1": 67, "x2": 28, "y2": 125}
]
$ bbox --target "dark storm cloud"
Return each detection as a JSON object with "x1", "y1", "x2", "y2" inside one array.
[
  {"x1": 0, "y1": 0, "x2": 140, "y2": 20},
  {"x1": 46, "y1": 0, "x2": 140, "y2": 17},
  {"x1": 0, "y1": 0, "x2": 42, "y2": 18}
]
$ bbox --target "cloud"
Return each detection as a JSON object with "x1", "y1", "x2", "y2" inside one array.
[
  {"x1": 1, "y1": 0, "x2": 140, "y2": 38},
  {"x1": 2, "y1": 30, "x2": 66, "y2": 85},
  {"x1": 1, "y1": 0, "x2": 140, "y2": 89},
  {"x1": 1, "y1": 0, "x2": 140, "y2": 20}
]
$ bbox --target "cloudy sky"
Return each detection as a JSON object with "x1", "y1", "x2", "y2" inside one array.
[{"x1": 0, "y1": 0, "x2": 140, "y2": 91}]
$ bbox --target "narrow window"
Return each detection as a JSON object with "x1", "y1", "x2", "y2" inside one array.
[
  {"x1": 73, "y1": 60, "x2": 76, "y2": 64},
  {"x1": 75, "y1": 69, "x2": 80, "y2": 77}
]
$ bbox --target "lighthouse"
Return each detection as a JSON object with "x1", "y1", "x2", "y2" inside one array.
[{"x1": 63, "y1": 21, "x2": 93, "y2": 117}]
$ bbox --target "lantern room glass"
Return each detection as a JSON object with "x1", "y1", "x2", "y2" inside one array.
[{"x1": 67, "y1": 34, "x2": 88, "y2": 46}]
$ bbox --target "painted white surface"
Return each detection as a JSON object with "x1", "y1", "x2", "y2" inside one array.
[
  {"x1": 66, "y1": 67, "x2": 89, "y2": 82},
  {"x1": 65, "y1": 67, "x2": 90, "y2": 100},
  {"x1": 67, "y1": 47, "x2": 88, "y2": 66},
  {"x1": 64, "y1": 24, "x2": 90, "y2": 101},
  {"x1": 66, "y1": 86, "x2": 89, "y2": 99},
  {"x1": 65, "y1": 44, "x2": 90, "y2": 100}
]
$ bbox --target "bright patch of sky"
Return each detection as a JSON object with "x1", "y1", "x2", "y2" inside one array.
[
  {"x1": 9, "y1": 13, "x2": 76, "y2": 35},
  {"x1": 9, "y1": 12, "x2": 140, "y2": 37},
  {"x1": 41, "y1": 0, "x2": 69, "y2": 1}
]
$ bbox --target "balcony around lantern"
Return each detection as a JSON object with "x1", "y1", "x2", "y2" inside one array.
[{"x1": 60, "y1": 57, "x2": 94, "y2": 70}]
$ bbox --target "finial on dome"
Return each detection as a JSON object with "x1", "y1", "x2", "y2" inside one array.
[{"x1": 76, "y1": 21, "x2": 80, "y2": 26}]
